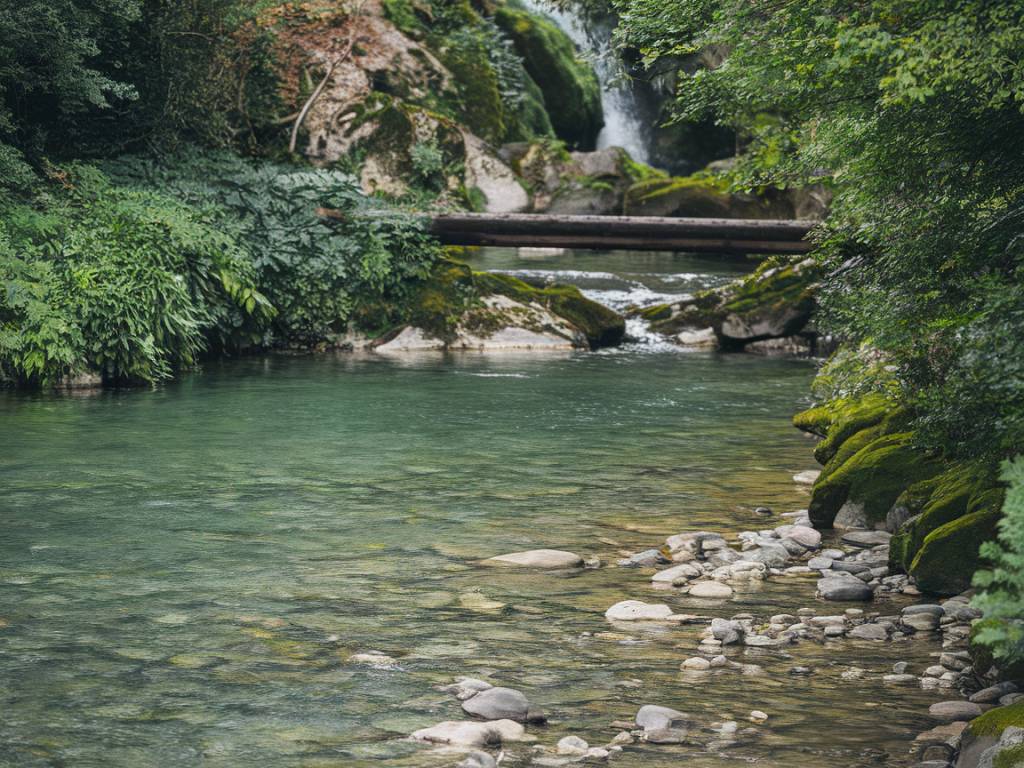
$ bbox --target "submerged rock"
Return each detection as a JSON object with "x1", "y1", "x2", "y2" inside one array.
[
  {"x1": 462, "y1": 686, "x2": 544, "y2": 724},
  {"x1": 484, "y1": 549, "x2": 583, "y2": 569},
  {"x1": 411, "y1": 719, "x2": 526, "y2": 747},
  {"x1": 604, "y1": 600, "x2": 676, "y2": 621},
  {"x1": 687, "y1": 581, "x2": 734, "y2": 599}
]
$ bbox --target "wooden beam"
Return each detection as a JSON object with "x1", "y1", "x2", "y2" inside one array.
[
  {"x1": 430, "y1": 213, "x2": 815, "y2": 254},
  {"x1": 319, "y1": 209, "x2": 817, "y2": 254}
]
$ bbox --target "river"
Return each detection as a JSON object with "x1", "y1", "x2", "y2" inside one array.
[{"x1": 0, "y1": 250, "x2": 942, "y2": 767}]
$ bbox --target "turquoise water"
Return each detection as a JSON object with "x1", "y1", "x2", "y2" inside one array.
[{"x1": 0, "y1": 252, "x2": 942, "y2": 767}]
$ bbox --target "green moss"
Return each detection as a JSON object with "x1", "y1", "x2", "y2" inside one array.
[
  {"x1": 799, "y1": 393, "x2": 893, "y2": 463},
  {"x1": 437, "y1": 33, "x2": 506, "y2": 142},
  {"x1": 968, "y1": 700, "x2": 1024, "y2": 737},
  {"x1": 808, "y1": 431, "x2": 945, "y2": 528},
  {"x1": 910, "y1": 506, "x2": 1002, "y2": 595},
  {"x1": 623, "y1": 175, "x2": 733, "y2": 217},
  {"x1": 493, "y1": 7, "x2": 602, "y2": 149},
  {"x1": 994, "y1": 744, "x2": 1024, "y2": 768},
  {"x1": 817, "y1": 423, "x2": 884, "y2": 486},
  {"x1": 505, "y1": 73, "x2": 555, "y2": 142},
  {"x1": 474, "y1": 271, "x2": 625, "y2": 348},
  {"x1": 639, "y1": 303, "x2": 672, "y2": 322}
]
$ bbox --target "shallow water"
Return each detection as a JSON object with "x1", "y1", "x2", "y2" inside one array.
[{"x1": 1, "y1": 251, "x2": 943, "y2": 767}]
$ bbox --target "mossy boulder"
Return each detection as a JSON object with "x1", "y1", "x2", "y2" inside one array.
[
  {"x1": 715, "y1": 257, "x2": 820, "y2": 348},
  {"x1": 494, "y1": 7, "x2": 603, "y2": 149},
  {"x1": 635, "y1": 255, "x2": 820, "y2": 351},
  {"x1": 807, "y1": 431, "x2": 945, "y2": 528},
  {"x1": 474, "y1": 272, "x2": 625, "y2": 348},
  {"x1": 792, "y1": 393, "x2": 894, "y2": 464},
  {"x1": 887, "y1": 464, "x2": 1003, "y2": 574},
  {"x1": 969, "y1": 699, "x2": 1024, "y2": 738},
  {"x1": 909, "y1": 506, "x2": 1001, "y2": 595},
  {"x1": 623, "y1": 175, "x2": 797, "y2": 218}
]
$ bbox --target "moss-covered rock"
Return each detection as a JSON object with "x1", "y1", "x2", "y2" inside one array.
[
  {"x1": 623, "y1": 175, "x2": 797, "y2": 218},
  {"x1": 807, "y1": 431, "x2": 945, "y2": 528},
  {"x1": 910, "y1": 506, "x2": 1002, "y2": 595},
  {"x1": 793, "y1": 393, "x2": 893, "y2": 464},
  {"x1": 474, "y1": 272, "x2": 625, "y2": 348},
  {"x1": 968, "y1": 699, "x2": 1024, "y2": 738},
  {"x1": 713, "y1": 256, "x2": 820, "y2": 348},
  {"x1": 493, "y1": 7, "x2": 603, "y2": 149}
]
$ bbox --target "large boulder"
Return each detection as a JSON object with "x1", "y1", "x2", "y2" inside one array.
[
  {"x1": 910, "y1": 506, "x2": 1002, "y2": 596},
  {"x1": 493, "y1": 7, "x2": 603, "y2": 149}
]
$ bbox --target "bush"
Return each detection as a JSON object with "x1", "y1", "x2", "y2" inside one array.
[
  {"x1": 0, "y1": 165, "x2": 268, "y2": 385},
  {"x1": 972, "y1": 458, "x2": 1024, "y2": 671},
  {"x1": 106, "y1": 151, "x2": 443, "y2": 347}
]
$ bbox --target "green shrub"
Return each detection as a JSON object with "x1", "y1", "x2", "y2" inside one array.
[
  {"x1": 0, "y1": 165, "x2": 268, "y2": 385},
  {"x1": 972, "y1": 458, "x2": 1024, "y2": 671},
  {"x1": 106, "y1": 150, "x2": 443, "y2": 347}
]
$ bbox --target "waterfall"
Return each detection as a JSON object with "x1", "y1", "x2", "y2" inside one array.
[{"x1": 518, "y1": 0, "x2": 651, "y2": 164}]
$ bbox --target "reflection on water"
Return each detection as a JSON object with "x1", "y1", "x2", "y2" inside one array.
[{"x1": 0, "y1": 250, "x2": 940, "y2": 767}]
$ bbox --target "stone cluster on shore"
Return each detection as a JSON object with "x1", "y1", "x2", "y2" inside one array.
[{"x1": 399, "y1": 503, "x2": 1021, "y2": 767}]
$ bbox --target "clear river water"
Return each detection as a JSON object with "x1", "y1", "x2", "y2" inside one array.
[{"x1": 0, "y1": 249, "x2": 944, "y2": 767}]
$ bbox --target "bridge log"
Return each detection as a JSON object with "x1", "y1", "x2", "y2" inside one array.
[
  {"x1": 318, "y1": 210, "x2": 817, "y2": 254},
  {"x1": 429, "y1": 213, "x2": 815, "y2": 254}
]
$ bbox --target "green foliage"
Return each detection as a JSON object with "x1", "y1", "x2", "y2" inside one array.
[
  {"x1": 973, "y1": 458, "x2": 1024, "y2": 671},
  {"x1": 106, "y1": 151, "x2": 442, "y2": 347},
  {"x1": 614, "y1": 0, "x2": 1024, "y2": 457},
  {"x1": 0, "y1": 165, "x2": 266, "y2": 385}
]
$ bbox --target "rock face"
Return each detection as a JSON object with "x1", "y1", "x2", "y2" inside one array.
[
  {"x1": 411, "y1": 719, "x2": 526, "y2": 747},
  {"x1": 483, "y1": 549, "x2": 583, "y2": 569}
]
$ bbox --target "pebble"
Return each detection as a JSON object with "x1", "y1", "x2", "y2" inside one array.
[
  {"x1": 348, "y1": 652, "x2": 399, "y2": 668},
  {"x1": 749, "y1": 710, "x2": 769, "y2": 722},
  {"x1": 808, "y1": 556, "x2": 833, "y2": 570},
  {"x1": 893, "y1": 662, "x2": 909, "y2": 674},
  {"x1": 969, "y1": 681, "x2": 1018, "y2": 704},
  {"x1": 651, "y1": 563, "x2": 701, "y2": 584},
  {"x1": 784, "y1": 525, "x2": 822, "y2": 550},
  {"x1": 848, "y1": 623, "x2": 888, "y2": 640},
  {"x1": 556, "y1": 735, "x2": 589, "y2": 755},
  {"x1": 754, "y1": 506, "x2": 773, "y2": 516},
  {"x1": 635, "y1": 704, "x2": 691, "y2": 732},
  {"x1": 484, "y1": 549, "x2": 583, "y2": 568},
  {"x1": 619, "y1": 549, "x2": 666, "y2": 568},
  {"x1": 682, "y1": 657, "x2": 711, "y2": 671},
  {"x1": 817, "y1": 575, "x2": 874, "y2": 601},
  {"x1": 793, "y1": 470, "x2": 821, "y2": 485},
  {"x1": 711, "y1": 617, "x2": 744, "y2": 644},
  {"x1": 883, "y1": 674, "x2": 918, "y2": 684},
  {"x1": 842, "y1": 530, "x2": 893, "y2": 548}
]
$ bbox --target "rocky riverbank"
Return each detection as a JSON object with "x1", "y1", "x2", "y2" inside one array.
[{"x1": 396, "y1": 448, "x2": 1020, "y2": 767}]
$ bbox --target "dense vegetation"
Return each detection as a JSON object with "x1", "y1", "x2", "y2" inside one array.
[{"x1": 612, "y1": 0, "x2": 1024, "y2": 663}]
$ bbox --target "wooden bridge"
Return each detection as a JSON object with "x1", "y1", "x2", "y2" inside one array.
[
  {"x1": 426, "y1": 213, "x2": 816, "y2": 254},
  {"x1": 318, "y1": 209, "x2": 817, "y2": 254}
]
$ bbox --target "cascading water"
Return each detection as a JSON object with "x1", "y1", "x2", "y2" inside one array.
[{"x1": 518, "y1": 0, "x2": 652, "y2": 164}]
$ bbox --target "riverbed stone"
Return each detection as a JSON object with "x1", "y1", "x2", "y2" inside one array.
[
  {"x1": 794, "y1": 470, "x2": 821, "y2": 485},
  {"x1": 651, "y1": 563, "x2": 702, "y2": 584},
  {"x1": 461, "y1": 686, "x2": 543, "y2": 723},
  {"x1": 711, "y1": 617, "x2": 744, "y2": 644},
  {"x1": 618, "y1": 549, "x2": 666, "y2": 568},
  {"x1": 747, "y1": 542, "x2": 790, "y2": 568},
  {"x1": 928, "y1": 700, "x2": 983, "y2": 723},
  {"x1": 842, "y1": 530, "x2": 892, "y2": 548},
  {"x1": 485, "y1": 549, "x2": 583, "y2": 568},
  {"x1": 969, "y1": 682, "x2": 1018, "y2": 704},
  {"x1": 457, "y1": 751, "x2": 498, "y2": 768},
  {"x1": 817, "y1": 576, "x2": 874, "y2": 602},
  {"x1": 688, "y1": 581, "x2": 734, "y2": 599},
  {"x1": 903, "y1": 612, "x2": 941, "y2": 632},
  {"x1": 784, "y1": 525, "x2": 822, "y2": 550},
  {"x1": 556, "y1": 735, "x2": 589, "y2": 755},
  {"x1": 443, "y1": 678, "x2": 494, "y2": 700},
  {"x1": 605, "y1": 600, "x2": 674, "y2": 621},
  {"x1": 808, "y1": 556, "x2": 833, "y2": 570},
  {"x1": 635, "y1": 705, "x2": 691, "y2": 732},
  {"x1": 411, "y1": 719, "x2": 526, "y2": 747},
  {"x1": 849, "y1": 623, "x2": 889, "y2": 640},
  {"x1": 682, "y1": 656, "x2": 711, "y2": 670}
]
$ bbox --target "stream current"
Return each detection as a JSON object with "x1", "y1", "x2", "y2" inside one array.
[{"x1": 0, "y1": 249, "x2": 943, "y2": 767}]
